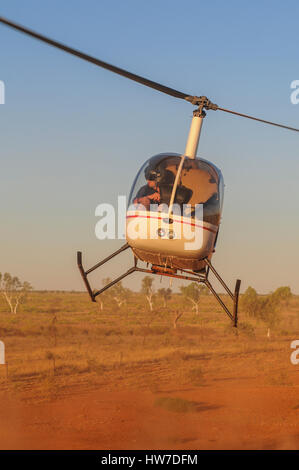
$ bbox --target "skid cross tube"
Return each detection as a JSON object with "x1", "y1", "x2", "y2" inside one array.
[
  {"x1": 134, "y1": 267, "x2": 203, "y2": 283},
  {"x1": 93, "y1": 267, "x2": 203, "y2": 298},
  {"x1": 93, "y1": 267, "x2": 137, "y2": 298},
  {"x1": 77, "y1": 246, "x2": 206, "y2": 302},
  {"x1": 92, "y1": 267, "x2": 207, "y2": 298},
  {"x1": 85, "y1": 243, "x2": 130, "y2": 275},
  {"x1": 77, "y1": 246, "x2": 241, "y2": 326}
]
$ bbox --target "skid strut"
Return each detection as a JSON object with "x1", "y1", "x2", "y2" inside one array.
[
  {"x1": 77, "y1": 243, "x2": 130, "y2": 302},
  {"x1": 204, "y1": 258, "x2": 241, "y2": 327},
  {"x1": 77, "y1": 246, "x2": 241, "y2": 326}
]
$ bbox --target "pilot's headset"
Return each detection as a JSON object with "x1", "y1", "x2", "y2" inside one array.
[{"x1": 144, "y1": 166, "x2": 164, "y2": 183}]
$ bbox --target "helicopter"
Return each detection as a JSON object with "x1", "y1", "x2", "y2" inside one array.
[{"x1": 1, "y1": 16, "x2": 299, "y2": 327}]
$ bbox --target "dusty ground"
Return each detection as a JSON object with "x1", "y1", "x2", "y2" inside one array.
[
  {"x1": 0, "y1": 292, "x2": 299, "y2": 449},
  {"x1": 1, "y1": 378, "x2": 299, "y2": 449}
]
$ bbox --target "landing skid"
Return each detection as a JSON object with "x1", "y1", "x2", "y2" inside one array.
[{"x1": 77, "y1": 244, "x2": 241, "y2": 327}]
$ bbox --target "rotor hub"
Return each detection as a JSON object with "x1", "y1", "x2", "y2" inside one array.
[{"x1": 185, "y1": 95, "x2": 218, "y2": 113}]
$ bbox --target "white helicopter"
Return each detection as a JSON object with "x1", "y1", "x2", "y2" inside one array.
[{"x1": 1, "y1": 16, "x2": 299, "y2": 327}]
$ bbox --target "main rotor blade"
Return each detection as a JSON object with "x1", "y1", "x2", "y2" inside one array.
[
  {"x1": 217, "y1": 106, "x2": 299, "y2": 133},
  {"x1": 1, "y1": 16, "x2": 299, "y2": 133},
  {"x1": 0, "y1": 16, "x2": 188, "y2": 100}
]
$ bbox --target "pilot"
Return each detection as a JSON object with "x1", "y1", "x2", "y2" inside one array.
[
  {"x1": 133, "y1": 167, "x2": 161, "y2": 210},
  {"x1": 134, "y1": 168, "x2": 161, "y2": 210}
]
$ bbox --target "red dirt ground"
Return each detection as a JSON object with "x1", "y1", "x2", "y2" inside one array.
[{"x1": 1, "y1": 383, "x2": 299, "y2": 450}]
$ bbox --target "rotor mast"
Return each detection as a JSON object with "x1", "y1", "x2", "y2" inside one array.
[
  {"x1": 184, "y1": 96, "x2": 218, "y2": 159},
  {"x1": 184, "y1": 108, "x2": 206, "y2": 159},
  {"x1": 168, "y1": 99, "x2": 216, "y2": 215}
]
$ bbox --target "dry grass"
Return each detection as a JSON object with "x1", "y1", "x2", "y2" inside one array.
[{"x1": 0, "y1": 291, "x2": 299, "y2": 402}]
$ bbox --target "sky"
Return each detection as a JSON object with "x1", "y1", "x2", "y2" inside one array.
[{"x1": 0, "y1": 0, "x2": 299, "y2": 294}]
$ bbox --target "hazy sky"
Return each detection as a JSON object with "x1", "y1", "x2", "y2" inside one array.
[{"x1": 0, "y1": 0, "x2": 299, "y2": 294}]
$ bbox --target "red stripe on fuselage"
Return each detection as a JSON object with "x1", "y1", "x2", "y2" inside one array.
[{"x1": 126, "y1": 214, "x2": 217, "y2": 234}]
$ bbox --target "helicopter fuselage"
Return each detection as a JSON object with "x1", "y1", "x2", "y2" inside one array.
[{"x1": 126, "y1": 152, "x2": 223, "y2": 272}]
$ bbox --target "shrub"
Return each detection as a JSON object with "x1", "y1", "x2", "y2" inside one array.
[
  {"x1": 155, "y1": 396, "x2": 197, "y2": 413},
  {"x1": 239, "y1": 322, "x2": 255, "y2": 338},
  {"x1": 242, "y1": 287, "x2": 280, "y2": 331},
  {"x1": 272, "y1": 286, "x2": 292, "y2": 306}
]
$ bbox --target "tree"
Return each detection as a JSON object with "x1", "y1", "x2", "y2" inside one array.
[
  {"x1": 110, "y1": 281, "x2": 128, "y2": 308},
  {"x1": 180, "y1": 282, "x2": 201, "y2": 315},
  {"x1": 173, "y1": 310, "x2": 184, "y2": 329},
  {"x1": 272, "y1": 286, "x2": 292, "y2": 306},
  {"x1": 242, "y1": 286, "x2": 282, "y2": 338},
  {"x1": 97, "y1": 278, "x2": 129, "y2": 310},
  {"x1": 0, "y1": 272, "x2": 32, "y2": 314},
  {"x1": 96, "y1": 277, "x2": 111, "y2": 311},
  {"x1": 157, "y1": 287, "x2": 172, "y2": 307},
  {"x1": 141, "y1": 276, "x2": 155, "y2": 311},
  {"x1": 256, "y1": 295, "x2": 280, "y2": 336},
  {"x1": 242, "y1": 286, "x2": 259, "y2": 318},
  {"x1": 198, "y1": 285, "x2": 210, "y2": 296}
]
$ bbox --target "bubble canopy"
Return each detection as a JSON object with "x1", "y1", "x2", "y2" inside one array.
[{"x1": 128, "y1": 153, "x2": 224, "y2": 225}]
